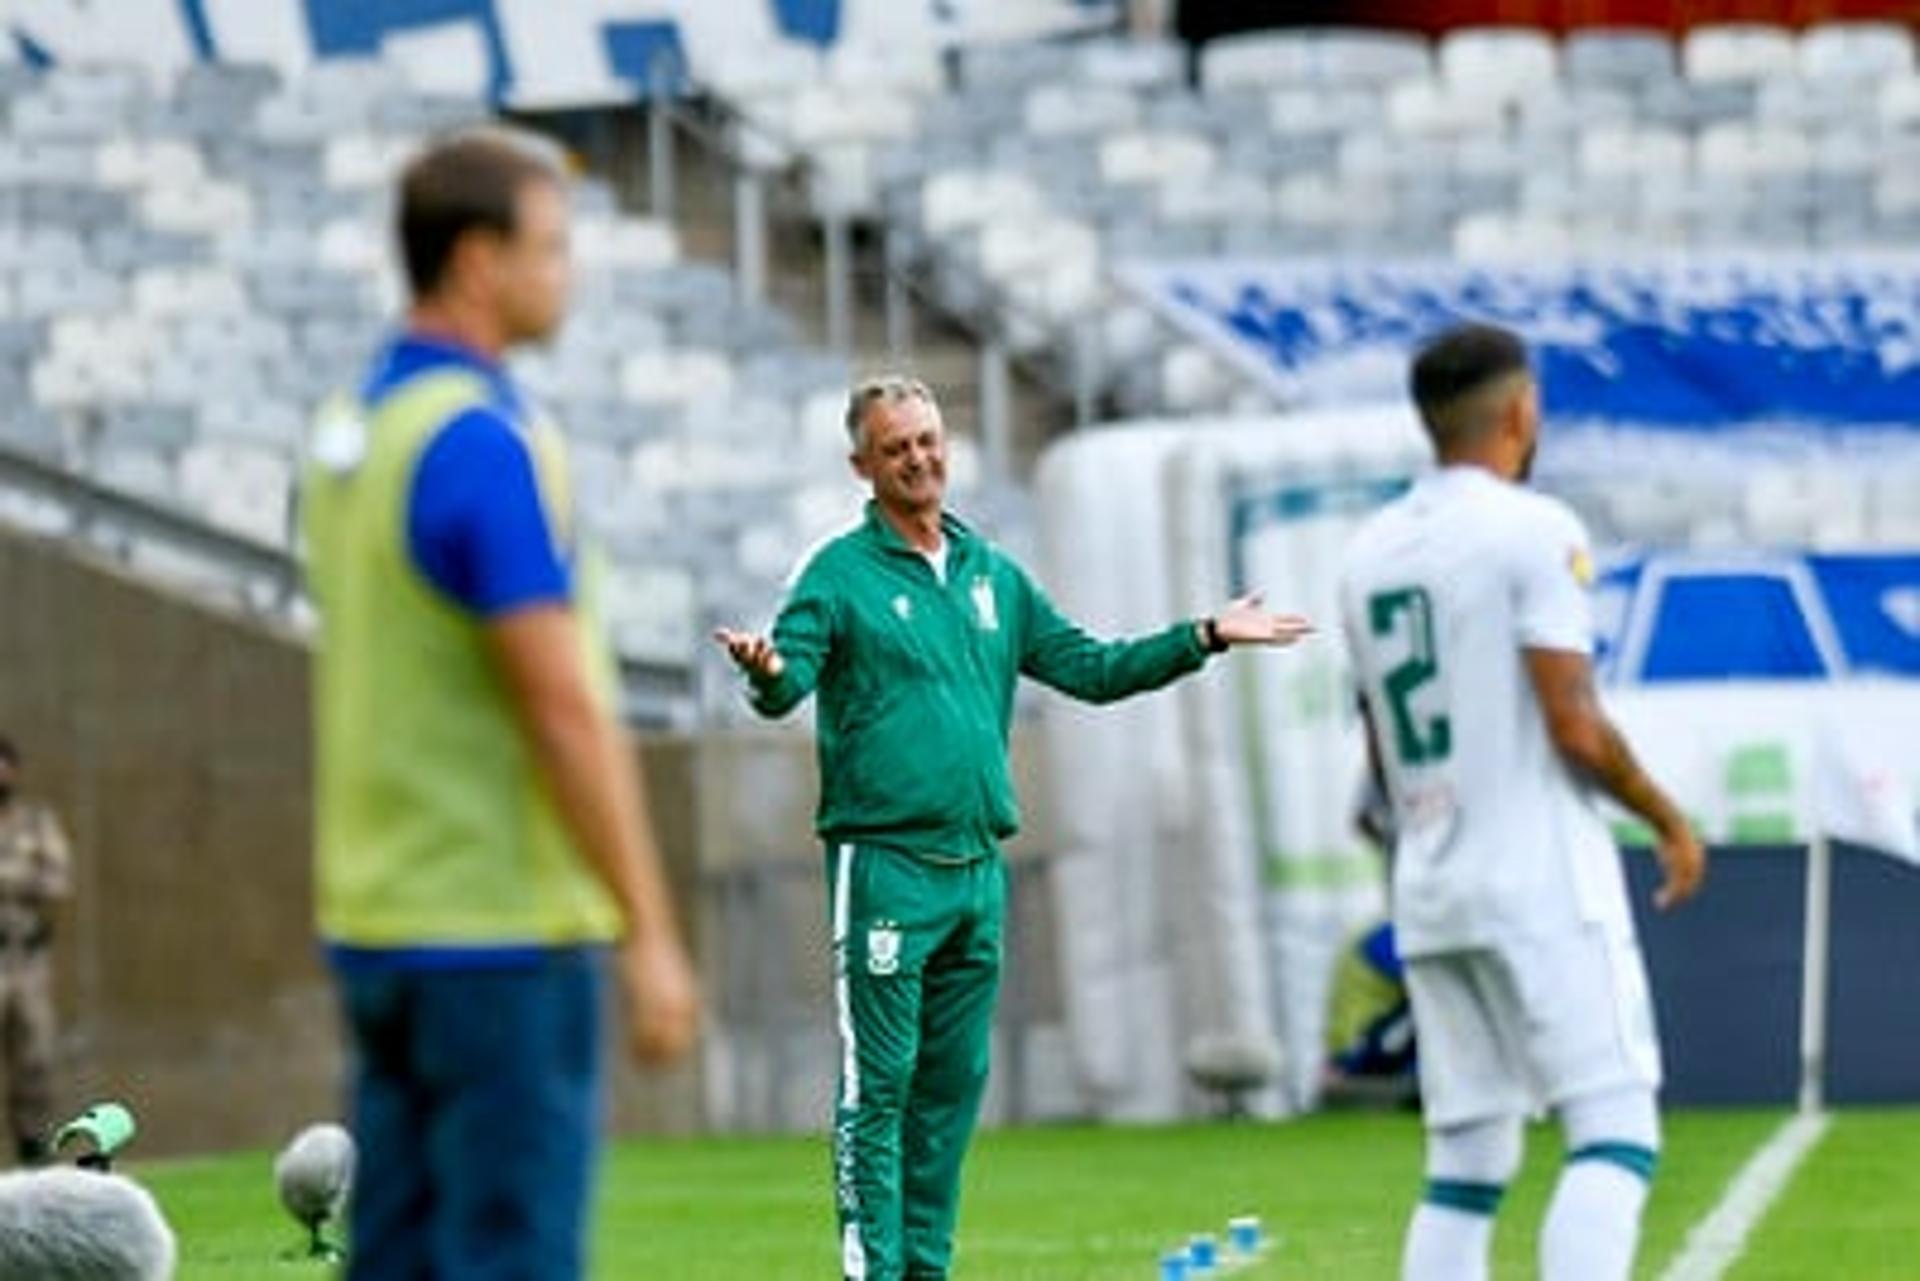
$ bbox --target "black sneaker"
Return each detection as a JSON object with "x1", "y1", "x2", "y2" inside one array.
[{"x1": 15, "y1": 1135, "x2": 49, "y2": 1167}]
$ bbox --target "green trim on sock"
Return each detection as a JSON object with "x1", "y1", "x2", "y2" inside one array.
[
  {"x1": 1570, "y1": 1141, "x2": 1659, "y2": 1183},
  {"x1": 1424, "y1": 1178, "x2": 1505, "y2": 1216}
]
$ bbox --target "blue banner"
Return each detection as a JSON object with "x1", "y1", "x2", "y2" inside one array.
[
  {"x1": 1123, "y1": 258, "x2": 1920, "y2": 440},
  {"x1": 1596, "y1": 551, "x2": 1920, "y2": 684}
]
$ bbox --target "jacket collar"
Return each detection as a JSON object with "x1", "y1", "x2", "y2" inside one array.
[{"x1": 861, "y1": 501, "x2": 972, "y2": 556}]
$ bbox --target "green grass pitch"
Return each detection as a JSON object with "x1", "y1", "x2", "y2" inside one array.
[{"x1": 133, "y1": 1109, "x2": 1911, "y2": 1278}]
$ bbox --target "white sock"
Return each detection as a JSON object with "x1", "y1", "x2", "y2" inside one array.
[
  {"x1": 1403, "y1": 1201, "x2": 1495, "y2": 1281},
  {"x1": 1540, "y1": 1157, "x2": 1649, "y2": 1281}
]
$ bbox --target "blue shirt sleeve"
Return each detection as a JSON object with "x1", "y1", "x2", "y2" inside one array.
[{"x1": 406, "y1": 407, "x2": 572, "y2": 617}]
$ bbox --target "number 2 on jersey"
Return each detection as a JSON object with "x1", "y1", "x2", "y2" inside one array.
[{"x1": 1368, "y1": 587, "x2": 1451, "y2": 765}]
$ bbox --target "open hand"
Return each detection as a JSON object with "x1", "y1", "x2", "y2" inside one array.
[
  {"x1": 1210, "y1": 593, "x2": 1314, "y2": 649},
  {"x1": 713, "y1": 627, "x2": 784, "y2": 679}
]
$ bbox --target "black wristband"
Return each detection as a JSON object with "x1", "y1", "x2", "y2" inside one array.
[{"x1": 1202, "y1": 616, "x2": 1229, "y2": 654}]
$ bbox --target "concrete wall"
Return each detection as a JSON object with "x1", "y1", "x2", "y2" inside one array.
[
  {"x1": 0, "y1": 526, "x2": 331, "y2": 1156},
  {"x1": 0, "y1": 524, "x2": 1062, "y2": 1154}
]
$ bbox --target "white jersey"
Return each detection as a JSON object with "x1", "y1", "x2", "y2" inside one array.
[{"x1": 1339, "y1": 466, "x2": 1632, "y2": 957}]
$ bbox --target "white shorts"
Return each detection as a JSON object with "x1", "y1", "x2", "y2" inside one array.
[{"x1": 1405, "y1": 926, "x2": 1662, "y2": 1129}]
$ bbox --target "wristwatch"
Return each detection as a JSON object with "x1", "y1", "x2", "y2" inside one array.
[{"x1": 1201, "y1": 616, "x2": 1229, "y2": 654}]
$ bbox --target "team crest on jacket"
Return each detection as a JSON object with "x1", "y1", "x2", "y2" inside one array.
[
  {"x1": 867, "y1": 921, "x2": 902, "y2": 976},
  {"x1": 892, "y1": 594, "x2": 912, "y2": 620},
  {"x1": 971, "y1": 577, "x2": 998, "y2": 631}
]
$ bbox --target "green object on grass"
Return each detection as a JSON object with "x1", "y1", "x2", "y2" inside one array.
[{"x1": 53, "y1": 1102, "x2": 137, "y2": 1164}]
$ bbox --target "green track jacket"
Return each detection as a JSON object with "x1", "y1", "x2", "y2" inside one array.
[{"x1": 749, "y1": 503, "x2": 1210, "y2": 862}]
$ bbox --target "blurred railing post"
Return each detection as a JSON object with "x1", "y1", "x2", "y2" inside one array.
[{"x1": 978, "y1": 336, "x2": 1012, "y2": 480}]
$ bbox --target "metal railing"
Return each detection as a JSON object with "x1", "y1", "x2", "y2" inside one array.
[{"x1": 0, "y1": 439, "x2": 695, "y2": 726}]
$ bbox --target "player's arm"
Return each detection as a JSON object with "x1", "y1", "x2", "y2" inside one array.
[
  {"x1": 1353, "y1": 695, "x2": 1391, "y2": 846},
  {"x1": 418, "y1": 411, "x2": 697, "y2": 1064},
  {"x1": 1018, "y1": 570, "x2": 1311, "y2": 704},
  {"x1": 714, "y1": 563, "x2": 835, "y2": 717},
  {"x1": 1512, "y1": 505, "x2": 1702, "y2": 909},
  {"x1": 1524, "y1": 648, "x2": 1705, "y2": 910},
  {"x1": 487, "y1": 608, "x2": 699, "y2": 1062}
]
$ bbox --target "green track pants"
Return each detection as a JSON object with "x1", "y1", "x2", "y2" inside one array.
[{"x1": 827, "y1": 842, "x2": 1004, "y2": 1281}]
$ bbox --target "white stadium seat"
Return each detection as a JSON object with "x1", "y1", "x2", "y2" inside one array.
[
  {"x1": 1097, "y1": 131, "x2": 1217, "y2": 186},
  {"x1": 1579, "y1": 126, "x2": 1691, "y2": 179},
  {"x1": 1022, "y1": 85, "x2": 1141, "y2": 138},
  {"x1": 1799, "y1": 21, "x2": 1915, "y2": 82},
  {"x1": 1385, "y1": 78, "x2": 1507, "y2": 135},
  {"x1": 1696, "y1": 123, "x2": 1811, "y2": 179},
  {"x1": 1683, "y1": 23, "x2": 1797, "y2": 84},
  {"x1": 1438, "y1": 26, "x2": 1559, "y2": 102},
  {"x1": 1452, "y1": 211, "x2": 1573, "y2": 259}
]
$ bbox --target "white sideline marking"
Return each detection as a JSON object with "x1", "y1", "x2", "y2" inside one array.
[{"x1": 1656, "y1": 1111, "x2": 1831, "y2": 1281}]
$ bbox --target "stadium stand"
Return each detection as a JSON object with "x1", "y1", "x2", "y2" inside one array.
[
  {"x1": 0, "y1": 56, "x2": 1018, "y2": 719},
  {"x1": 5, "y1": 15, "x2": 1920, "y2": 723},
  {"x1": 677, "y1": 21, "x2": 1920, "y2": 425}
]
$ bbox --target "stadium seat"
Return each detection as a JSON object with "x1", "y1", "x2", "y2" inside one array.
[
  {"x1": 1697, "y1": 124, "x2": 1811, "y2": 181},
  {"x1": 322, "y1": 135, "x2": 419, "y2": 190},
  {"x1": 1200, "y1": 28, "x2": 1430, "y2": 94},
  {"x1": 1266, "y1": 87, "x2": 1383, "y2": 138},
  {"x1": 1565, "y1": 28, "x2": 1678, "y2": 90},
  {"x1": 1452, "y1": 211, "x2": 1572, "y2": 259},
  {"x1": 1385, "y1": 79, "x2": 1507, "y2": 136},
  {"x1": 1276, "y1": 172, "x2": 1393, "y2": 235},
  {"x1": 1877, "y1": 75, "x2": 1920, "y2": 131},
  {"x1": 95, "y1": 139, "x2": 205, "y2": 190},
  {"x1": 1097, "y1": 131, "x2": 1216, "y2": 187},
  {"x1": 1075, "y1": 39, "x2": 1185, "y2": 92},
  {"x1": 1023, "y1": 85, "x2": 1142, "y2": 138},
  {"x1": 573, "y1": 218, "x2": 680, "y2": 270},
  {"x1": 921, "y1": 168, "x2": 1048, "y2": 239},
  {"x1": 1155, "y1": 173, "x2": 1274, "y2": 228},
  {"x1": 1199, "y1": 31, "x2": 1325, "y2": 94},
  {"x1": 0, "y1": 227, "x2": 85, "y2": 269},
  {"x1": 140, "y1": 180, "x2": 253, "y2": 235},
  {"x1": 91, "y1": 449, "x2": 178, "y2": 504},
  {"x1": 825, "y1": 41, "x2": 945, "y2": 98},
  {"x1": 1754, "y1": 78, "x2": 1863, "y2": 131},
  {"x1": 132, "y1": 267, "x2": 248, "y2": 318},
  {"x1": 1799, "y1": 21, "x2": 1915, "y2": 82},
  {"x1": 1438, "y1": 27, "x2": 1559, "y2": 103},
  {"x1": 619, "y1": 349, "x2": 737, "y2": 411},
  {"x1": 1683, "y1": 24, "x2": 1797, "y2": 84},
  {"x1": 1315, "y1": 29, "x2": 1434, "y2": 86},
  {"x1": 0, "y1": 141, "x2": 96, "y2": 185},
  {"x1": 1578, "y1": 125, "x2": 1690, "y2": 180}
]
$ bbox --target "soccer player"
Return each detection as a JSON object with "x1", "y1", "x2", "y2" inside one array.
[
  {"x1": 715, "y1": 376, "x2": 1312, "y2": 1281},
  {"x1": 301, "y1": 128, "x2": 698, "y2": 1280},
  {"x1": 1339, "y1": 323, "x2": 1706, "y2": 1281}
]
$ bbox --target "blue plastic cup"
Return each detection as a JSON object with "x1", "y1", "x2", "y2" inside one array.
[
  {"x1": 1160, "y1": 1249, "x2": 1190, "y2": 1281},
  {"x1": 1228, "y1": 1215, "x2": 1263, "y2": 1256},
  {"x1": 1188, "y1": 1234, "x2": 1219, "y2": 1272}
]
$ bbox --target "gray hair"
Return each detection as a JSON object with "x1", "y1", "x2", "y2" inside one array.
[{"x1": 844, "y1": 376, "x2": 936, "y2": 447}]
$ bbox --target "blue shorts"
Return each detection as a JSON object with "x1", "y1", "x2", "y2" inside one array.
[{"x1": 335, "y1": 947, "x2": 605, "y2": 1281}]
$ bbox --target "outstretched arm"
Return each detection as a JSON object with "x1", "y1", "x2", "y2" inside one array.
[
  {"x1": 715, "y1": 574, "x2": 835, "y2": 717},
  {"x1": 1525, "y1": 647, "x2": 1706, "y2": 910},
  {"x1": 1019, "y1": 572, "x2": 1312, "y2": 704}
]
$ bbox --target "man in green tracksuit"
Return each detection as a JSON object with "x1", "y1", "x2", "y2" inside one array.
[{"x1": 716, "y1": 376, "x2": 1312, "y2": 1280}]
